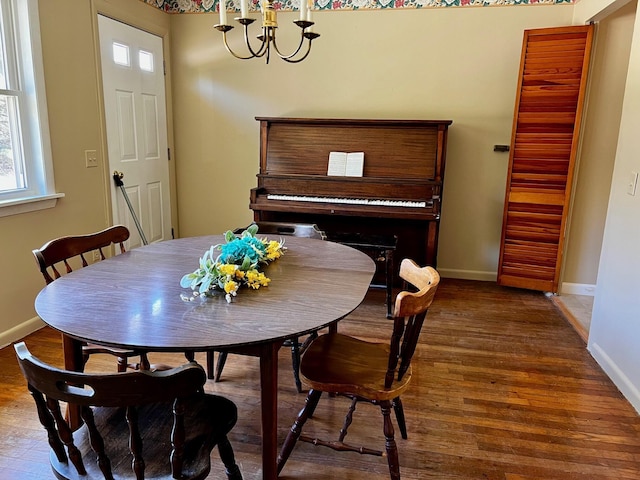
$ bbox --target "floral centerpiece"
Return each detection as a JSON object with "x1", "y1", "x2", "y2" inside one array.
[{"x1": 180, "y1": 224, "x2": 286, "y2": 303}]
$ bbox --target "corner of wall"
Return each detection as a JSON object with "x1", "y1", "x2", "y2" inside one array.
[
  {"x1": 589, "y1": 340, "x2": 640, "y2": 414},
  {"x1": 0, "y1": 317, "x2": 45, "y2": 349}
]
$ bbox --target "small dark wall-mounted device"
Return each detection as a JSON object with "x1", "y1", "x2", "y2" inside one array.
[{"x1": 494, "y1": 145, "x2": 510, "y2": 152}]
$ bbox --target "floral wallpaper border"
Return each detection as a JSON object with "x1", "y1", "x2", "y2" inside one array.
[{"x1": 142, "y1": 0, "x2": 572, "y2": 14}]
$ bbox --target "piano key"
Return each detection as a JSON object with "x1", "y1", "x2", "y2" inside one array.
[{"x1": 266, "y1": 194, "x2": 429, "y2": 208}]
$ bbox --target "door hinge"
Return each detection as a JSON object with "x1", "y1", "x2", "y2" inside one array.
[
  {"x1": 167, "y1": 147, "x2": 171, "y2": 161},
  {"x1": 163, "y1": 60, "x2": 166, "y2": 76}
]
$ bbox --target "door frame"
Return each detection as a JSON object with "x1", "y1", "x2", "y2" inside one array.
[{"x1": 90, "y1": 0, "x2": 178, "y2": 238}]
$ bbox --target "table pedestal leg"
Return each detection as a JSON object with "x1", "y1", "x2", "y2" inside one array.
[
  {"x1": 62, "y1": 334, "x2": 84, "y2": 430},
  {"x1": 260, "y1": 342, "x2": 280, "y2": 480}
]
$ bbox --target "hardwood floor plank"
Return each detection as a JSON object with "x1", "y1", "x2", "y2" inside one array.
[{"x1": 2, "y1": 279, "x2": 640, "y2": 479}]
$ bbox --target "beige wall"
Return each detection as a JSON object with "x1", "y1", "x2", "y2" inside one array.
[
  {"x1": 562, "y1": 0, "x2": 637, "y2": 290},
  {"x1": 5, "y1": 1, "x2": 629, "y2": 345},
  {"x1": 0, "y1": 0, "x2": 171, "y2": 346},
  {"x1": 170, "y1": 5, "x2": 574, "y2": 282}
]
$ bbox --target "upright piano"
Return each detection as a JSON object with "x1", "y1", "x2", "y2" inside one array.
[{"x1": 250, "y1": 117, "x2": 452, "y2": 283}]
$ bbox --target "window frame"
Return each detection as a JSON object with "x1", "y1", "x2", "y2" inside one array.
[{"x1": 0, "y1": 0, "x2": 62, "y2": 218}]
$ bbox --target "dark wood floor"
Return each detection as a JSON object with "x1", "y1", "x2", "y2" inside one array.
[{"x1": 2, "y1": 279, "x2": 640, "y2": 479}]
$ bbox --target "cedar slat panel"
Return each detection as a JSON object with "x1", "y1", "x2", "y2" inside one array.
[
  {"x1": 503, "y1": 247, "x2": 557, "y2": 264},
  {"x1": 521, "y1": 75, "x2": 582, "y2": 85},
  {"x1": 512, "y1": 165, "x2": 570, "y2": 174},
  {"x1": 510, "y1": 175, "x2": 568, "y2": 189},
  {"x1": 507, "y1": 192, "x2": 566, "y2": 205},
  {"x1": 515, "y1": 133, "x2": 573, "y2": 143},
  {"x1": 513, "y1": 148, "x2": 572, "y2": 157},
  {"x1": 517, "y1": 113, "x2": 578, "y2": 124},
  {"x1": 524, "y1": 60, "x2": 585, "y2": 69},
  {"x1": 498, "y1": 25, "x2": 593, "y2": 293},
  {"x1": 500, "y1": 265, "x2": 557, "y2": 281}
]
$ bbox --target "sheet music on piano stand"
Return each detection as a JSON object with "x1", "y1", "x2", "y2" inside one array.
[{"x1": 327, "y1": 151, "x2": 364, "y2": 177}]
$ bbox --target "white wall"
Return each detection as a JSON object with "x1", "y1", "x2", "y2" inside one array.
[
  {"x1": 588, "y1": 17, "x2": 640, "y2": 411},
  {"x1": 562, "y1": 0, "x2": 636, "y2": 294},
  {"x1": 578, "y1": 0, "x2": 640, "y2": 413}
]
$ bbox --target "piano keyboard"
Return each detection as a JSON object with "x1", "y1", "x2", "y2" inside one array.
[{"x1": 267, "y1": 194, "x2": 430, "y2": 208}]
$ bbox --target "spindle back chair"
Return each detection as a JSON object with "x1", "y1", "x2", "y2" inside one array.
[
  {"x1": 14, "y1": 342, "x2": 243, "y2": 480},
  {"x1": 32, "y1": 226, "x2": 150, "y2": 371},
  {"x1": 277, "y1": 259, "x2": 440, "y2": 479}
]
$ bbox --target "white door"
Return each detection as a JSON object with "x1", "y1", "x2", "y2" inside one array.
[{"x1": 98, "y1": 15, "x2": 171, "y2": 249}]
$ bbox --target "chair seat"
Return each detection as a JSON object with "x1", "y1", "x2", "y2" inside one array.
[
  {"x1": 51, "y1": 393, "x2": 238, "y2": 480},
  {"x1": 300, "y1": 333, "x2": 412, "y2": 402}
]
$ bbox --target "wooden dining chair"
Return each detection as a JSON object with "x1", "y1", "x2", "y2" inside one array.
[
  {"x1": 210, "y1": 221, "x2": 326, "y2": 392},
  {"x1": 14, "y1": 341, "x2": 243, "y2": 480},
  {"x1": 277, "y1": 259, "x2": 440, "y2": 480},
  {"x1": 32, "y1": 225, "x2": 150, "y2": 371}
]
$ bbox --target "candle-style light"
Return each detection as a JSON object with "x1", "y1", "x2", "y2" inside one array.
[
  {"x1": 214, "y1": 0, "x2": 319, "y2": 64},
  {"x1": 219, "y1": 0, "x2": 228, "y2": 26}
]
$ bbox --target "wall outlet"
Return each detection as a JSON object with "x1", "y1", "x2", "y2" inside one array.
[
  {"x1": 85, "y1": 150, "x2": 98, "y2": 168},
  {"x1": 93, "y1": 250, "x2": 101, "y2": 262}
]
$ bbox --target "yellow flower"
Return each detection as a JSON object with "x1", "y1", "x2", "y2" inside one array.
[
  {"x1": 224, "y1": 280, "x2": 238, "y2": 294},
  {"x1": 246, "y1": 269, "x2": 271, "y2": 289},
  {"x1": 265, "y1": 240, "x2": 283, "y2": 260},
  {"x1": 219, "y1": 263, "x2": 237, "y2": 276}
]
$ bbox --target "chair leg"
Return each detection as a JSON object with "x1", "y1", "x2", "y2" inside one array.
[
  {"x1": 392, "y1": 396, "x2": 407, "y2": 439},
  {"x1": 139, "y1": 353, "x2": 151, "y2": 371},
  {"x1": 338, "y1": 396, "x2": 358, "y2": 442},
  {"x1": 290, "y1": 337, "x2": 303, "y2": 393},
  {"x1": 217, "y1": 435, "x2": 243, "y2": 480},
  {"x1": 381, "y1": 400, "x2": 401, "y2": 480},
  {"x1": 206, "y1": 350, "x2": 215, "y2": 379},
  {"x1": 215, "y1": 352, "x2": 228, "y2": 382},
  {"x1": 277, "y1": 389, "x2": 322, "y2": 474},
  {"x1": 117, "y1": 356, "x2": 127, "y2": 372},
  {"x1": 299, "y1": 331, "x2": 318, "y2": 355},
  {"x1": 291, "y1": 332, "x2": 319, "y2": 393}
]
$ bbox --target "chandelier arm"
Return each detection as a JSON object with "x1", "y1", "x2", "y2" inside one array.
[
  {"x1": 271, "y1": 32, "x2": 306, "y2": 61},
  {"x1": 242, "y1": 24, "x2": 269, "y2": 58},
  {"x1": 280, "y1": 39, "x2": 314, "y2": 64},
  {"x1": 221, "y1": 30, "x2": 262, "y2": 60}
]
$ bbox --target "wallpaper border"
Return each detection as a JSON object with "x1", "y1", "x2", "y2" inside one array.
[{"x1": 142, "y1": 0, "x2": 573, "y2": 14}]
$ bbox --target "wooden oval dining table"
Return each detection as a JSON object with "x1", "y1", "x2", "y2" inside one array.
[{"x1": 34, "y1": 234, "x2": 376, "y2": 480}]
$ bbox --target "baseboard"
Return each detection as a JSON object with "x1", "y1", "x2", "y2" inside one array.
[
  {"x1": 589, "y1": 341, "x2": 640, "y2": 415},
  {"x1": 560, "y1": 282, "x2": 596, "y2": 296},
  {"x1": 438, "y1": 268, "x2": 497, "y2": 282},
  {"x1": 0, "y1": 316, "x2": 45, "y2": 349},
  {"x1": 551, "y1": 295, "x2": 588, "y2": 343}
]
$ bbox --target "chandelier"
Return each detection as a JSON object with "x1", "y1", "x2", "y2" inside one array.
[{"x1": 214, "y1": 0, "x2": 320, "y2": 64}]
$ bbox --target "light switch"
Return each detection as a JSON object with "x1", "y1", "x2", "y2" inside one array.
[
  {"x1": 85, "y1": 150, "x2": 98, "y2": 168},
  {"x1": 627, "y1": 171, "x2": 638, "y2": 196}
]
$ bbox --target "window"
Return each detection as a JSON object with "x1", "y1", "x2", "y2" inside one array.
[
  {"x1": 139, "y1": 50, "x2": 154, "y2": 73},
  {"x1": 0, "y1": 0, "x2": 62, "y2": 217},
  {"x1": 112, "y1": 42, "x2": 130, "y2": 67}
]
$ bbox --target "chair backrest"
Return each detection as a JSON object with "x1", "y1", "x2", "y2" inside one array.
[
  {"x1": 237, "y1": 222, "x2": 327, "y2": 240},
  {"x1": 386, "y1": 259, "x2": 440, "y2": 388},
  {"x1": 32, "y1": 225, "x2": 130, "y2": 284},
  {"x1": 14, "y1": 341, "x2": 208, "y2": 479}
]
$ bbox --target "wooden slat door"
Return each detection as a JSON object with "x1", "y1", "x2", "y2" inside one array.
[{"x1": 497, "y1": 25, "x2": 594, "y2": 293}]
